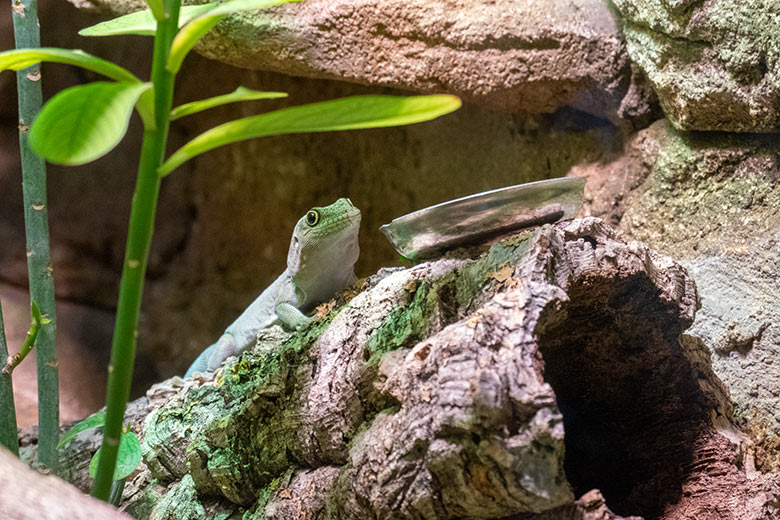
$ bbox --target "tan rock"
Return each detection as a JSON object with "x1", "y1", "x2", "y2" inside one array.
[
  {"x1": 0, "y1": 448, "x2": 131, "y2": 519},
  {"x1": 70, "y1": 0, "x2": 655, "y2": 124}
]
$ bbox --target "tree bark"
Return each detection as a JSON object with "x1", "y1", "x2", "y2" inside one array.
[{"x1": 44, "y1": 218, "x2": 779, "y2": 519}]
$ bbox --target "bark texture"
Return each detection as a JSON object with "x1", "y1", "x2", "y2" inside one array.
[{"x1": 43, "y1": 218, "x2": 774, "y2": 519}]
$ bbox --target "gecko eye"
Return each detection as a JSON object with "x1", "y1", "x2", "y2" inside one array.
[{"x1": 306, "y1": 210, "x2": 320, "y2": 227}]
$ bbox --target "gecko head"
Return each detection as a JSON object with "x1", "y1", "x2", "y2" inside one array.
[{"x1": 287, "y1": 198, "x2": 362, "y2": 271}]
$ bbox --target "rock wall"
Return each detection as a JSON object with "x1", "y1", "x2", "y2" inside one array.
[
  {"x1": 68, "y1": 0, "x2": 655, "y2": 125},
  {"x1": 612, "y1": 0, "x2": 780, "y2": 132},
  {"x1": 585, "y1": 0, "x2": 780, "y2": 472},
  {"x1": 577, "y1": 118, "x2": 780, "y2": 472},
  {"x1": 2, "y1": 0, "x2": 780, "y2": 512}
]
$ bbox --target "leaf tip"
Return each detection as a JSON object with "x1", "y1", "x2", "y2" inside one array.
[{"x1": 439, "y1": 94, "x2": 462, "y2": 110}]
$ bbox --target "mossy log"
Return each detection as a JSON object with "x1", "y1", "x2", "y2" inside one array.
[{"x1": 48, "y1": 218, "x2": 778, "y2": 519}]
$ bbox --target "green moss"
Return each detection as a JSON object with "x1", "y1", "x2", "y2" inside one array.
[
  {"x1": 181, "y1": 318, "x2": 350, "y2": 503},
  {"x1": 255, "y1": 473, "x2": 287, "y2": 513},
  {"x1": 456, "y1": 232, "x2": 533, "y2": 309},
  {"x1": 622, "y1": 121, "x2": 780, "y2": 258},
  {"x1": 614, "y1": 0, "x2": 780, "y2": 131},
  {"x1": 365, "y1": 231, "x2": 534, "y2": 362},
  {"x1": 152, "y1": 475, "x2": 207, "y2": 519},
  {"x1": 366, "y1": 281, "x2": 433, "y2": 358},
  {"x1": 122, "y1": 478, "x2": 162, "y2": 519}
]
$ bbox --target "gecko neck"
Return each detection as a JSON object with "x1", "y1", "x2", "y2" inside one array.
[{"x1": 291, "y1": 235, "x2": 359, "y2": 308}]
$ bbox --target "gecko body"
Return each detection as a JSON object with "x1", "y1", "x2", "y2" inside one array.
[{"x1": 185, "y1": 198, "x2": 361, "y2": 376}]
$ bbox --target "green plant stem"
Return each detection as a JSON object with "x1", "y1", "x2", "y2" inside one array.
[
  {"x1": 91, "y1": 0, "x2": 180, "y2": 501},
  {"x1": 109, "y1": 478, "x2": 126, "y2": 506},
  {"x1": 12, "y1": 0, "x2": 58, "y2": 472},
  {"x1": 0, "y1": 301, "x2": 19, "y2": 456},
  {"x1": 2, "y1": 302, "x2": 45, "y2": 375}
]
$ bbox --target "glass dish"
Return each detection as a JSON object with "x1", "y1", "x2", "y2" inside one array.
[{"x1": 379, "y1": 176, "x2": 586, "y2": 259}]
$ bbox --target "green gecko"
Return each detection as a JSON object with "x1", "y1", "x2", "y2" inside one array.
[{"x1": 185, "y1": 198, "x2": 361, "y2": 377}]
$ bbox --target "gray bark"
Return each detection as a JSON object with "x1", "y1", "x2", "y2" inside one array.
[{"x1": 44, "y1": 219, "x2": 779, "y2": 519}]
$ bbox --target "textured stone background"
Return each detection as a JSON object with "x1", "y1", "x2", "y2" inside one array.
[
  {"x1": 612, "y1": 0, "x2": 780, "y2": 132},
  {"x1": 1, "y1": 0, "x2": 779, "y2": 485}
]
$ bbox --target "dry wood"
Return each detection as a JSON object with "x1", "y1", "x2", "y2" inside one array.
[{"x1": 32, "y1": 218, "x2": 779, "y2": 519}]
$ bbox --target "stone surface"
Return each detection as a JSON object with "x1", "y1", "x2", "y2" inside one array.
[
  {"x1": 0, "y1": 447, "x2": 132, "y2": 519},
  {"x1": 575, "y1": 119, "x2": 780, "y2": 472},
  {"x1": 68, "y1": 0, "x2": 657, "y2": 125},
  {"x1": 612, "y1": 0, "x2": 780, "y2": 132}
]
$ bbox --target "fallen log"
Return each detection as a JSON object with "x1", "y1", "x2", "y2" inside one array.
[{"x1": 41, "y1": 218, "x2": 779, "y2": 519}]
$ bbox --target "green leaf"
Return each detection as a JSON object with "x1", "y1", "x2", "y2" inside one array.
[
  {"x1": 160, "y1": 94, "x2": 462, "y2": 176},
  {"x1": 0, "y1": 48, "x2": 139, "y2": 83},
  {"x1": 89, "y1": 431, "x2": 142, "y2": 481},
  {"x1": 29, "y1": 81, "x2": 152, "y2": 166},
  {"x1": 136, "y1": 89, "x2": 157, "y2": 130},
  {"x1": 170, "y1": 86, "x2": 287, "y2": 120},
  {"x1": 79, "y1": 3, "x2": 217, "y2": 37},
  {"x1": 30, "y1": 301, "x2": 42, "y2": 326},
  {"x1": 167, "y1": 0, "x2": 300, "y2": 74},
  {"x1": 57, "y1": 411, "x2": 106, "y2": 450}
]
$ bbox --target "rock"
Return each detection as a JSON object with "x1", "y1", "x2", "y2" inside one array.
[
  {"x1": 611, "y1": 0, "x2": 780, "y2": 132},
  {"x1": 575, "y1": 119, "x2": 780, "y2": 472},
  {"x1": 0, "y1": 447, "x2": 132, "y2": 519},
  {"x1": 68, "y1": 0, "x2": 656, "y2": 125}
]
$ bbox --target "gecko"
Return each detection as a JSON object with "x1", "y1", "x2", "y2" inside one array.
[{"x1": 185, "y1": 198, "x2": 361, "y2": 377}]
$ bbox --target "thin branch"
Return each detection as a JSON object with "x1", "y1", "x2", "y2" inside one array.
[
  {"x1": 1, "y1": 302, "x2": 51, "y2": 375},
  {"x1": 12, "y1": 0, "x2": 59, "y2": 472},
  {"x1": 0, "y1": 300, "x2": 19, "y2": 456},
  {"x1": 2, "y1": 302, "x2": 49, "y2": 375}
]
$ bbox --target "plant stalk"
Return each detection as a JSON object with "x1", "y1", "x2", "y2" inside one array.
[
  {"x1": 0, "y1": 301, "x2": 19, "y2": 456},
  {"x1": 91, "y1": 0, "x2": 181, "y2": 501},
  {"x1": 12, "y1": 0, "x2": 58, "y2": 472},
  {"x1": 2, "y1": 302, "x2": 45, "y2": 375}
]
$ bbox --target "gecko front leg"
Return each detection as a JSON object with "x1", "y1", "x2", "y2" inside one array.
[
  {"x1": 275, "y1": 302, "x2": 313, "y2": 330},
  {"x1": 206, "y1": 333, "x2": 241, "y2": 372},
  {"x1": 184, "y1": 343, "x2": 216, "y2": 377},
  {"x1": 184, "y1": 333, "x2": 241, "y2": 376}
]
